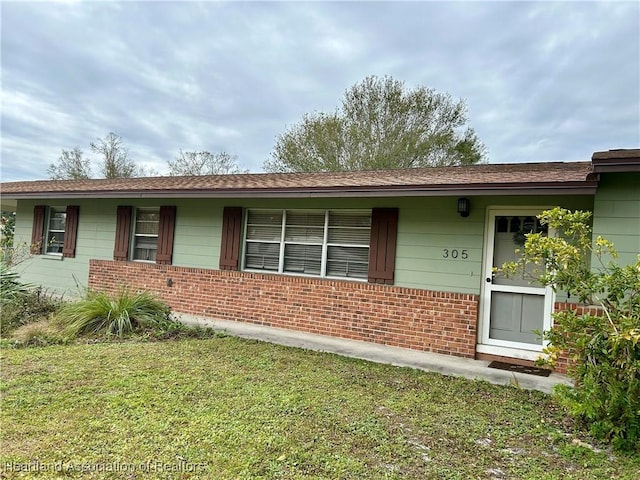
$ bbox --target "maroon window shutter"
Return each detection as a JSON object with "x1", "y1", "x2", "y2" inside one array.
[
  {"x1": 113, "y1": 206, "x2": 132, "y2": 261},
  {"x1": 156, "y1": 205, "x2": 176, "y2": 265},
  {"x1": 31, "y1": 205, "x2": 46, "y2": 254},
  {"x1": 62, "y1": 206, "x2": 79, "y2": 258},
  {"x1": 368, "y1": 208, "x2": 398, "y2": 285},
  {"x1": 219, "y1": 207, "x2": 243, "y2": 271}
]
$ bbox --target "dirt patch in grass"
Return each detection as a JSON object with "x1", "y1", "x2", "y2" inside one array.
[{"x1": 1, "y1": 338, "x2": 638, "y2": 479}]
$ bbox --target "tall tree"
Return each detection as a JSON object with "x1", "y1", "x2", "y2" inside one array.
[
  {"x1": 167, "y1": 150, "x2": 248, "y2": 176},
  {"x1": 265, "y1": 75, "x2": 486, "y2": 172},
  {"x1": 47, "y1": 147, "x2": 92, "y2": 180},
  {"x1": 90, "y1": 132, "x2": 141, "y2": 178}
]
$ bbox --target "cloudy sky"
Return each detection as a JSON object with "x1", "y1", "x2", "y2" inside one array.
[{"x1": 1, "y1": 1, "x2": 638, "y2": 181}]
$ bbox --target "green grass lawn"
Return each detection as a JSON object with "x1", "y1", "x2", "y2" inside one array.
[{"x1": 1, "y1": 337, "x2": 638, "y2": 479}]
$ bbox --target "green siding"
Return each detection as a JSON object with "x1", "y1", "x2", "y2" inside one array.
[
  {"x1": 592, "y1": 172, "x2": 640, "y2": 267},
  {"x1": 393, "y1": 195, "x2": 593, "y2": 294},
  {"x1": 13, "y1": 194, "x2": 594, "y2": 297},
  {"x1": 13, "y1": 199, "x2": 119, "y2": 295},
  {"x1": 14, "y1": 199, "x2": 227, "y2": 294},
  {"x1": 172, "y1": 200, "x2": 223, "y2": 269}
]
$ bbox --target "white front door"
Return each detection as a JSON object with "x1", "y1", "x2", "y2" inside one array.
[{"x1": 478, "y1": 209, "x2": 554, "y2": 360}]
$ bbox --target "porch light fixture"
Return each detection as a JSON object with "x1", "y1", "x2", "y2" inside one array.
[{"x1": 457, "y1": 198, "x2": 470, "y2": 217}]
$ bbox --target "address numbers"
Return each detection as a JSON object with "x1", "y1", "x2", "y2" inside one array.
[{"x1": 442, "y1": 249, "x2": 468, "y2": 259}]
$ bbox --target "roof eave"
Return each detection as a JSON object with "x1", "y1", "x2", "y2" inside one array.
[
  {"x1": 591, "y1": 149, "x2": 640, "y2": 173},
  {"x1": 2, "y1": 181, "x2": 598, "y2": 200},
  {"x1": 591, "y1": 161, "x2": 640, "y2": 174}
]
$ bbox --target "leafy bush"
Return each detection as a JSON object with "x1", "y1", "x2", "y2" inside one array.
[
  {"x1": 500, "y1": 207, "x2": 640, "y2": 452},
  {"x1": 1, "y1": 264, "x2": 62, "y2": 338},
  {"x1": 0, "y1": 262, "x2": 30, "y2": 304},
  {"x1": 54, "y1": 288, "x2": 172, "y2": 338},
  {"x1": 0, "y1": 211, "x2": 15, "y2": 252},
  {"x1": 137, "y1": 319, "x2": 220, "y2": 341}
]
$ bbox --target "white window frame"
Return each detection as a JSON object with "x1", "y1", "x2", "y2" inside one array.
[
  {"x1": 242, "y1": 209, "x2": 371, "y2": 281},
  {"x1": 131, "y1": 207, "x2": 160, "y2": 262},
  {"x1": 45, "y1": 206, "x2": 66, "y2": 255}
]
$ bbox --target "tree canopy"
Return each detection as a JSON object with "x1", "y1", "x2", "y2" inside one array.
[
  {"x1": 48, "y1": 132, "x2": 158, "y2": 180},
  {"x1": 265, "y1": 75, "x2": 487, "y2": 173},
  {"x1": 167, "y1": 151, "x2": 247, "y2": 176},
  {"x1": 47, "y1": 148, "x2": 92, "y2": 180},
  {"x1": 48, "y1": 133, "x2": 241, "y2": 180},
  {"x1": 90, "y1": 132, "x2": 141, "y2": 179}
]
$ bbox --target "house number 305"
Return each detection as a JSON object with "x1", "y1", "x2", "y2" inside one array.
[{"x1": 442, "y1": 249, "x2": 468, "y2": 259}]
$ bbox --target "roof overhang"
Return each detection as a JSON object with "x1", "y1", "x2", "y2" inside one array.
[
  {"x1": 0, "y1": 160, "x2": 600, "y2": 201},
  {"x1": 592, "y1": 149, "x2": 640, "y2": 173},
  {"x1": 1, "y1": 182, "x2": 598, "y2": 201}
]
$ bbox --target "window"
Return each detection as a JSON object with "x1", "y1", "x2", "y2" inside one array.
[
  {"x1": 133, "y1": 208, "x2": 160, "y2": 262},
  {"x1": 113, "y1": 205, "x2": 176, "y2": 264},
  {"x1": 45, "y1": 207, "x2": 66, "y2": 254},
  {"x1": 243, "y1": 209, "x2": 372, "y2": 280},
  {"x1": 31, "y1": 205, "x2": 79, "y2": 257}
]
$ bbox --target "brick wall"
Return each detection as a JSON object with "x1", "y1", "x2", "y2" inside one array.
[
  {"x1": 89, "y1": 260, "x2": 479, "y2": 358},
  {"x1": 552, "y1": 302, "x2": 603, "y2": 374}
]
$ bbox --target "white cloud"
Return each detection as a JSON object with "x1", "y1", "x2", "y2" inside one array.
[{"x1": 2, "y1": 89, "x2": 78, "y2": 135}]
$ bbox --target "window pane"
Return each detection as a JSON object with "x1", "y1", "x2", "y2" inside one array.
[
  {"x1": 328, "y1": 211, "x2": 371, "y2": 245},
  {"x1": 284, "y1": 212, "x2": 325, "y2": 244},
  {"x1": 135, "y1": 210, "x2": 159, "y2": 235},
  {"x1": 327, "y1": 227, "x2": 370, "y2": 245},
  {"x1": 535, "y1": 218, "x2": 548, "y2": 235},
  {"x1": 245, "y1": 242, "x2": 280, "y2": 270},
  {"x1": 327, "y1": 246, "x2": 369, "y2": 279},
  {"x1": 284, "y1": 244, "x2": 321, "y2": 275},
  {"x1": 133, "y1": 236, "x2": 157, "y2": 261},
  {"x1": 496, "y1": 217, "x2": 509, "y2": 233},
  {"x1": 48, "y1": 209, "x2": 66, "y2": 231},
  {"x1": 328, "y1": 211, "x2": 371, "y2": 228},
  {"x1": 133, "y1": 209, "x2": 159, "y2": 260},
  {"x1": 286, "y1": 212, "x2": 325, "y2": 227},
  {"x1": 246, "y1": 225, "x2": 282, "y2": 241},
  {"x1": 246, "y1": 210, "x2": 283, "y2": 241},
  {"x1": 247, "y1": 211, "x2": 283, "y2": 226},
  {"x1": 46, "y1": 208, "x2": 66, "y2": 253},
  {"x1": 285, "y1": 226, "x2": 324, "y2": 242},
  {"x1": 46, "y1": 231, "x2": 65, "y2": 253},
  {"x1": 522, "y1": 216, "x2": 535, "y2": 234}
]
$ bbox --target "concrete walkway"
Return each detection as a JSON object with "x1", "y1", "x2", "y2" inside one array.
[{"x1": 178, "y1": 314, "x2": 573, "y2": 394}]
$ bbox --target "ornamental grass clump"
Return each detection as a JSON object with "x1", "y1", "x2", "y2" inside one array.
[{"x1": 55, "y1": 288, "x2": 171, "y2": 338}]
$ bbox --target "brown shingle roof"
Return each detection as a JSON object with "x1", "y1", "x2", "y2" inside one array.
[{"x1": 0, "y1": 162, "x2": 597, "y2": 199}]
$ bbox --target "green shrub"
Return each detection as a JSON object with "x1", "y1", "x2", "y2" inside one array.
[
  {"x1": 0, "y1": 262, "x2": 30, "y2": 304},
  {"x1": 54, "y1": 288, "x2": 171, "y2": 338},
  {"x1": 149, "y1": 320, "x2": 219, "y2": 340},
  {"x1": 1, "y1": 264, "x2": 62, "y2": 338},
  {"x1": 499, "y1": 207, "x2": 640, "y2": 452}
]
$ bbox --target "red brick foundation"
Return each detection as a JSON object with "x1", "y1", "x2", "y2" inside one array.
[
  {"x1": 551, "y1": 302, "x2": 603, "y2": 374},
  {"x1": 89, "y1": 260, "x2": 479, "y2": 358}
]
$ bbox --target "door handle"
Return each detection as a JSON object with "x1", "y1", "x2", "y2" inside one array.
[{"x1": 486, "y1": 277, "x2": 492, "y2": 283}]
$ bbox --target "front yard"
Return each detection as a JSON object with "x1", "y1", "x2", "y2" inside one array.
[{"x1": 1, "y1": 336, "x2": 638, "y2": 479}]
